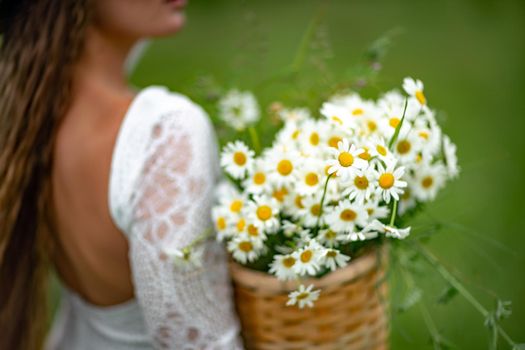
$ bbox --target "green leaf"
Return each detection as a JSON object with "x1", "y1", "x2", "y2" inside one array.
[
  {"x1": 437, "y1": 286, "x2": 458, "y2": 304},
  {"x1": 388, "y1": 98, "x2": 408, "y2": 150}
]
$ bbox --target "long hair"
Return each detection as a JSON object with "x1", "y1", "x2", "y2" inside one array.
[{"x1": 0, "y1": 1, "x2": 90, "y2": 348}]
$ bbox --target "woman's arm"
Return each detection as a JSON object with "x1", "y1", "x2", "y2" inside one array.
[{"x1": 127, "y1": 102, "x2": 242, "y2": 349}]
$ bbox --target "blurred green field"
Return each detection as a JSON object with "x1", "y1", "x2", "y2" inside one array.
[{"x1": 130, "y1": 0, "x2": 525, "y2": 348}]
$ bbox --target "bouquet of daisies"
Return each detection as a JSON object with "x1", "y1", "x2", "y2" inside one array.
[{"x1": 212, "y1": 78, "x2": 459, "y2": 308}]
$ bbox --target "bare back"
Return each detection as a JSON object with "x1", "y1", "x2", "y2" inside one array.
[{"x1": 51, "y1": 87, "x2": 136, "y2": 306}]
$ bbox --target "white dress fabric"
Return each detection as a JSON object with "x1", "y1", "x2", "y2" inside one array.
[{"x1": 46, "y1": 86, "x2": 244, "y2": 350}]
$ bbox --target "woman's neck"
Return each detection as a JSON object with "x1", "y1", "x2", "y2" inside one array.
[{"x1": 74, "y1": 26, "x2": 137, "y2": 95}]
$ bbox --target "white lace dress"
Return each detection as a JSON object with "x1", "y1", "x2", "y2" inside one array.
[{"x1": 46, "y1": 86, "x2": 244, "y2": 350}]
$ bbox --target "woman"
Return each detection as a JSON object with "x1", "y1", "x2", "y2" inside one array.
[{"x1": 0, "y1": 0, "x2": 243, "y2": 349}]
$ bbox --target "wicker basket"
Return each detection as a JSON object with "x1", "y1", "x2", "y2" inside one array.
[{"x1": 228, "y1": 246, "x2": 389, "y2": 350}]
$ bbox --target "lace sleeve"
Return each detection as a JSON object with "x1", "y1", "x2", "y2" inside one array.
[{"x1": 127, "y1": 101, "x2": 242, "y2": 349}]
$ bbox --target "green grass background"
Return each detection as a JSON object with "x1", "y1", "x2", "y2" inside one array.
[{"x1": 129, "y1": 0, "x2": 525, "y2": 348}]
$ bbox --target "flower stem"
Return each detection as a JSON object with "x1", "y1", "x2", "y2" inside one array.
[
  {"x1": 412, "y1": 242, "x2": 518, "y2": 348},
  {"x1": 248, "y1": 126, "x2": 261, "y2": 154},
  {"x1": 314, "y1": 173, "x2": 333, "y2": 235},
  {"x1": 389, "y1": 200, "x2": 398, "y2": 227}
]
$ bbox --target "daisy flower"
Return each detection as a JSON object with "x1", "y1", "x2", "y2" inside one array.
[
  {"x1": 298, "y1": 193, "x2": 325, "y2": 228},
  {"x1": 325, "y1": 199, "x2": 369, "y2": 234},
  {"x1": 246, "y1": 195, "x2": 280, "y2": 232},
  {"x1": 265, "y1": 146, "x2": 301, "y2": 186},
  {"x1": 212, "y1": 207, "x2": 231, "y2": 242},
  {"x1": 443, "y1": 135, "x2": 460, "y2": 178},
  {"x1": 320, "y1": 101, "x2": 351, "y2": 128},
  {"x1": 244, "y1": 220, "x2": 268, "y2": 242},
  {"x1": 320, "y1": 249, "x2": 351, "y2": 272},
  {"x1": 292, "y1": 240, "x2": 323, "y2": 276},
  {"x1": 218, "y1": 89, "x2": 260, "y2": 131},
  {"x1": 295, "y1": 159, "x2": 325, "y2": 196},
  {"x1": 164, "y1": 245, "x2": 205, "y2": 269},
  {"x1": 286, "y1": 284, "x2": 321, "y2": 309},
  {"x1": 342, "y1": 167, "x2": 377, "y2": 204},
  {"x1": 227, "y1": 236, "x2": 263, "y2": 264},
  {"x1": 393, "y1": 133, "x2": 421, "y2": 164},
  {"x1": 326, "y1": 139, "x2": 367, "y2": 181},
  {"x1": 403, "y1": 77, "x2": 427, "y2": 106},
  {"x1": 298, "y1": 119, "x2": 326, "y2": 154},
  {"x1": 317, "y1": 228, "x2": 343, "y2": 248},
  {"x1": 374, "y1": 160, "x2": 407, "y2": 203},
  {"x1": 275, "y1": 121, "x2": 302, "y2": 148},
  {"x1": 243, "y1": 159, "x2": 271, "y2": 195},
  {"x1": 269, "y1": 254, "x2": 298, "y2": 280},
  {"x1": 367, "y1": 137, "x2": 395, "y2": 162},
  {"x1": 363, "y1": 197, "x2": 390, "y2": 220},
  {"x1": 412, "y1": 163, "x2": 447, "y2": 201},
  {"x1": 220, "y1": 141, "x2": 254, "y2": 179},
  {"x1": 283, "y1": 193, "x2": 306, "y2": 219}
]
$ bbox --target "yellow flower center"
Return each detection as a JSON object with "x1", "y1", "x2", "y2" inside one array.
[
  {"x1": 305, "y1": 172, "x2": 319, "y2": 186},
  {"x1": 295, "y1": 195, "x2": 304, "y2": 209},
  {"x1": 328, "y1": 136, "x2": 342, "y2": 148},
  {"x1": 397, "y1": 140, "x2": 411, "y2": 155},
  {"x1": 352, "y1": 108, "x2": 364, "y2": 116},
  {"x1": 247, "y1": 224, "x2": 259, "y2": 236},
  {"x1": 283, "y1": 257, "x2": 296, "y2": 268},
  {"x1": 340, "y1": 209, "x2": 357, "y2": 222},
  {"x1": 418, "y1": 131, "x2": 429, "y2": 140},
  {"x1": 367, "y1": 208, "x2": 374, "y2": 216},
  {"x1": 233, "y1": 152, "x2": 247, "y2": 166},
  {"x1": 296, "y1": 292, "x2": 309, "y2": 300},
  {"x1": 354, "y1": 176, "x2": 369, "y2": 190},
  {"x1": 338, "y1": 152, "x2": 354, "y2": 167},
  {"x1": 402, "y1": 188, "x2": 411, "y2": 200},
  {"x1": 422, "y1": 176, "x2": 434, "y2": 189},
  {"x1": 238, "y1": 241, "x2": 253, "y2": 252},
  {"x1": 277, "y1": 159, "x2": 293, "y2": 176},
  {"x1": 272, "y1": 187, "x2": 288, "y2": 202},
  {"x1": 326, "y1": 250, "x2": 337, "y2": 258},
  {"x1": 376, "y1": 145, "x2": 387, "y2": 156},
  {"x1": 331, "y1": 116, "x2": 343, "y2": 125},
  {"x1": 389, "y1": 117, "x2": 400, "y2": 128},
  {"x1": 367, "y1": 120, "x2": 377, "y2": 132},
  {"x1": 253, "y1": 172, "x2": 266, "y2": 185},
  {"x1": 292, "y1": 130, "x2": 300, "y2": 139},
  {"x1": 325, "y1": 230, "x2": 336, "y2": 240},
  {"x1": 310, "y1": 204, "x2": 321, "y2": 216},
  {"x1": 230, "y1": 200, "x2": 243, "y2": 213},
  {"x1": 300, "y1": 250, "x2": 313, "y2": 263},
  {"x1": 358, "y1": 148, "x2": 371, "y2": 161},
  {"x1": 415, "y1": 90, "x2": 426, "y2": 105},
  {"x1": 379, "y1": 173, "x2": 395, "y2": 189},
  {"x1": 309, "y1": 132, "x2": 320, "y2": 145},
  {"x1": 217, "y1": 217, "x2": 226, "y2": 230},
  {"x1": 236, "y1": 218, "x2": 246, "y2": 232},
  {"x1": 256, "y1": 205, "x2": 272, "y2": 221}
]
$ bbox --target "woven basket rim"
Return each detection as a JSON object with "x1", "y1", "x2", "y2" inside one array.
[{"x1": 229, "y1": 245, "x2": 386, "y2": 293}]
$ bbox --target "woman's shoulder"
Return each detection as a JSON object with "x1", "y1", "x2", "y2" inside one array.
[
  {"x1": 109, "y1": 85, "x2": 217, "y2": 235},
  {"x1": 133, "y1": 85, "x2": 210, "y2": 125}
]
